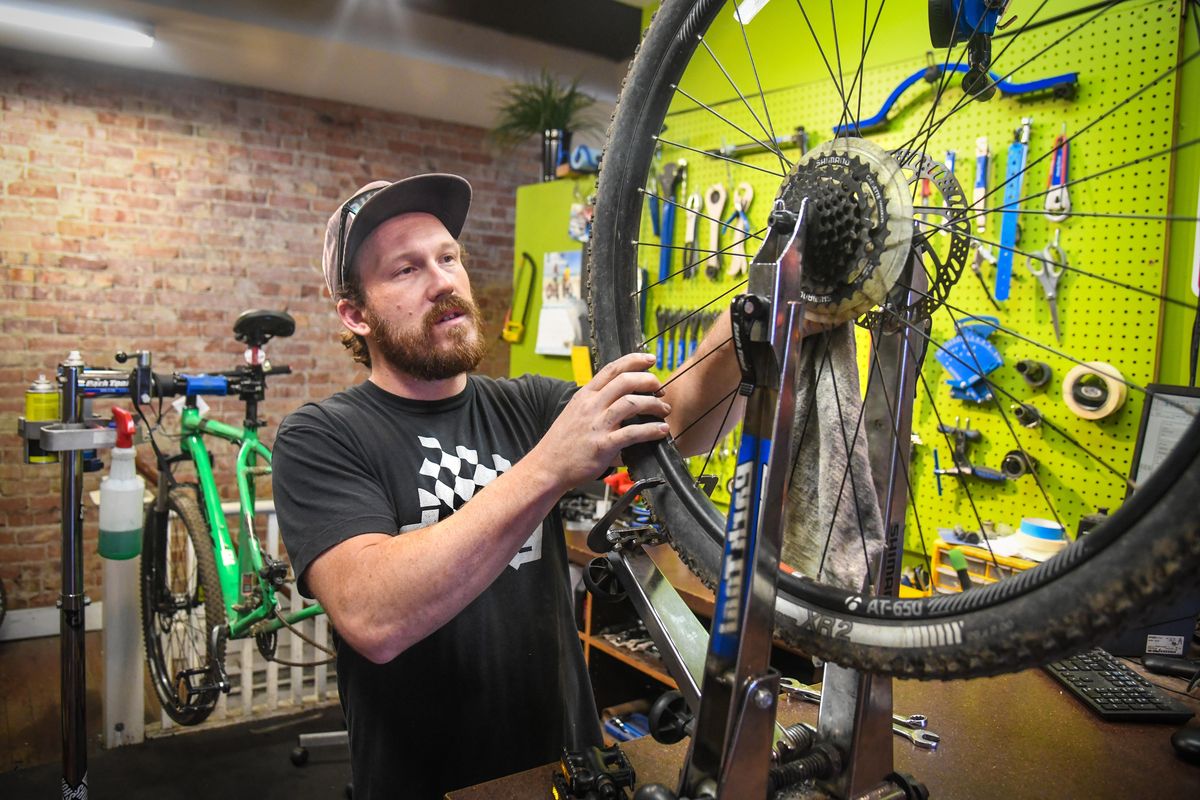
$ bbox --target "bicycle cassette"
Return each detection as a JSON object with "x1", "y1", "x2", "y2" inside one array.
[{"x1": 772, "y1": 137, "x2": 914, "y2": 326}]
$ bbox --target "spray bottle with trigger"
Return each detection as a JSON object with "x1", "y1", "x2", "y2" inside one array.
[{"x1": 98, "y1": 406, "x2": 144, "y2": 560}]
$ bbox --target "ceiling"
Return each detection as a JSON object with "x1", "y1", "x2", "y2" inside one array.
[{"x1": 0, "y1": 0, "x2": 649, "y2": 130}]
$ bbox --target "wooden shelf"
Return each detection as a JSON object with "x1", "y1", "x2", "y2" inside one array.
[{"x1": 582, "y1": 633, "x2": 677, "y2": 688}]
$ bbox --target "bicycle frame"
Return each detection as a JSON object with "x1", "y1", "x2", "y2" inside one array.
[{"x1": 175, "y1": 400, "x2": 323, "y2": 640}]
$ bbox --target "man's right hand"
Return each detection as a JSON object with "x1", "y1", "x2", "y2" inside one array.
[{"x1": 530, "y1": 351, "x2": 670, "y2": 490}]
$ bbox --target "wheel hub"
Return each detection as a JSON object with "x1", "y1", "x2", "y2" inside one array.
[{"x1": 771, "y1": 138, "x2": 914, "y2": 325}]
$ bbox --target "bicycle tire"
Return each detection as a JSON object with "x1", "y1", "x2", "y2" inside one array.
[
  {"x1": 140, "y1": 487, "x2": 226, "y2": 724},
  {"x1": 587, "y1": 0, "x2": 1200, "y2": 679}
]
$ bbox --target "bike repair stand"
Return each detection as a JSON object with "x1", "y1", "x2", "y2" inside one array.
[
  {"x1": 18, "y1": 352, "x2": 144, "y2": 800},
  {"x1": 580, "y1": 207, "x2": 927, "y2": 799}
]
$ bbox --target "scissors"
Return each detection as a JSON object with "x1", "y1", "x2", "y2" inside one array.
[{"x1": 1027, "y1": 228, "x2": 1065, "y2": 342}]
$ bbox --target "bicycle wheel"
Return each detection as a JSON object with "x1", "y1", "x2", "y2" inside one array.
[
  {"x1": 588, "y1": 0, "x2": 1200, "y2": 679},
  {"x1": 140, "y1": 487, "x2": 226, "y2": 724}
]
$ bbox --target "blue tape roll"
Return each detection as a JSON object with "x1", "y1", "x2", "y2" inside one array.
[{"x1": 1020, "y1": 517, "x2": 1065, "y2": 540}]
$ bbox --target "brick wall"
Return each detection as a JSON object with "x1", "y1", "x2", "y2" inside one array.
[{"x1": 0, "y1": 49, "x2": 541, "y2": 611}]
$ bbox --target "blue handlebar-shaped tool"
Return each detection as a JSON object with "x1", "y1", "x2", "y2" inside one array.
[{"x1": 832, "y1": 67, "x2": 1074, "y2": 136}]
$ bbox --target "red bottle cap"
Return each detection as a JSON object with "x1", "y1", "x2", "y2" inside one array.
[{"x1": 112, "y1": 406, "x2": 136, "y2": 448}]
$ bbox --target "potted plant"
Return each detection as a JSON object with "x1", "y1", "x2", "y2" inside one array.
[{"x1": 491, "y1": 70, "x2": 597, "y2": 180}]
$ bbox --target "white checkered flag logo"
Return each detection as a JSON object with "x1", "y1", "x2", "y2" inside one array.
[{"x1": 401, "y1": 435, "x2": 543, "y2": 570}]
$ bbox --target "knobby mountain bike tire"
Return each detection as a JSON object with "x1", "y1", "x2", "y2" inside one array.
[
  {"x1": 141, "y1": 487, "x2": 226, "y2": 724},
  {"x1": 587, "y1": 0, "x2": 1200, "y2": 679}
]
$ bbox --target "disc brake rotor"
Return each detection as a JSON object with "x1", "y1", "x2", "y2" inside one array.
[{"x1": 859, "y1": 149, "x2": 971, "y2": 329}]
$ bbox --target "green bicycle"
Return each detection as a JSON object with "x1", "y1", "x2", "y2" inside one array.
[{"x1": 133, "y1": 309, "x2": 326, "y2": 725}]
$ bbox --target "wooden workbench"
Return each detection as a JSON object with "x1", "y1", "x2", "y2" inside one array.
[{"x1": 448, "y1": 660, "x2": 1200, "y2": 799}]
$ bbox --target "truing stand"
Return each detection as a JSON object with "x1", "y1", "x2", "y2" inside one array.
[{"x1": 583, "y1": 203, "x2": 930, "y2": 798}]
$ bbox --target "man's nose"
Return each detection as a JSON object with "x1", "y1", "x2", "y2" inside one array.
[{"x1": 427, "y1": 263, "x2": 456, "y2": 298}]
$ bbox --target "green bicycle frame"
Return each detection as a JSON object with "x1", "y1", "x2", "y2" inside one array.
[{"x1": 177, "y1": 403, "x2": 323, "y2": 639}]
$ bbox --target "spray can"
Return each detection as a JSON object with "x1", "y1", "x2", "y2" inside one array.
[
  {"x1": 98, "y1": 406, "x2": 144, "y2": 559},
  {"x1": 24, "y1": 374, "x2": 60, "y2": 464}
]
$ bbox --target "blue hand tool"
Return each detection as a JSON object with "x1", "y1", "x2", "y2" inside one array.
[{"x1": 995, "y1": 118, "x2": 1031, "y2": 302}]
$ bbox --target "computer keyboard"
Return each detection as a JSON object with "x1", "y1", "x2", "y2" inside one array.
[{"x1": 1044, "y1": 648, "x2": 1195, "y2": 723}]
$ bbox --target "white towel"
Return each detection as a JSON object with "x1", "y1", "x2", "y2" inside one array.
[{"x1": 782, "y1": 324, "x2": 885, "y2": 590}]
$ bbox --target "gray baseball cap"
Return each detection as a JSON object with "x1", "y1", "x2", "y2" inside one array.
[{"x1": 321, "y1": 173, "x2": 472, "y2": 298}]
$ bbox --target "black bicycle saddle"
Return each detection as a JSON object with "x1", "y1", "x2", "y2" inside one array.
[{"x1": 234, "y1": 309, "x2": 295, "y2": 347}]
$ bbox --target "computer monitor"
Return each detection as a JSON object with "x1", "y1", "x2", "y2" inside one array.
[
  {"x1": 1128, "y1": 383, "x2": 1200, "y2": 492},
  {"x1": 1104, "y1": 384, "x2": 1200, "y2": 657}
]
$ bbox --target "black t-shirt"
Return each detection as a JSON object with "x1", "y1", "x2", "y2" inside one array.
[{"x1": 272, "y1": 375, "x2": 600, "y2": 799}]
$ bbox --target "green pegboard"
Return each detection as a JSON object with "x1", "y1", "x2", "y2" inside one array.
[
  {"x1": 633, "y1": 0, "x2": 1188, "y2": 550},
  {"x1": 510, "y1": 177, "x2": 597, "y2": 383}
]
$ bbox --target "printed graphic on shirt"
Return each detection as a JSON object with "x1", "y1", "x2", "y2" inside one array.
[{"x1": 400, "y1": 435, "x2": 542, "y2": 570}]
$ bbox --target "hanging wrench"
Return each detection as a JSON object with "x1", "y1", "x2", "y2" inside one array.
[
  {"x1": 683, "y1": 193, "x2": 701, "y2": 278},
  {"x1": 703, "y1": 183, "x2": 727, "y2": 280},
  {"x1": 1044, "y1": 128, "x2": 1070, "y2": 222}
]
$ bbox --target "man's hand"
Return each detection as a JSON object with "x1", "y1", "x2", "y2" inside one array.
[{"x1": 529, "y1": 351, "x2": 670, "y2": 489}]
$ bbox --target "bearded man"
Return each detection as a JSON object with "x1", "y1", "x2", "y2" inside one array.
[{"x1": 272, "y1": 174, "x2": 741, "y2": 798}]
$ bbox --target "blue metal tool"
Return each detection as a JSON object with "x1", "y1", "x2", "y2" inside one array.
[{"x1": 995, "y1": 118, "x2": 1031, "y2": 302}]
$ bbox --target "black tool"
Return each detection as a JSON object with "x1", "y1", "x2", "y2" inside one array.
[
  {"x1": 934, "y1": 420, "x2": 1005, "y2": 482},
  {"x1": 1001, "y1": 449, "x2": 1036, "y2": 479},
  {"x1": 1015, "y1": 359, "x2": 1051, "y2": 389}
]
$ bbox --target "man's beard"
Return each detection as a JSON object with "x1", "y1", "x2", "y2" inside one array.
[{"x1": 364, "y1": 294, "x2": 487, "y2": 381}]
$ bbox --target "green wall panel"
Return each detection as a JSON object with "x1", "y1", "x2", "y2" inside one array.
[
  {"x1": 508, "y1": 177, "x2": 597, "y2": 382},
  {"x1": 631, "y1": 0, "x2": 1191, "y2": 556}
]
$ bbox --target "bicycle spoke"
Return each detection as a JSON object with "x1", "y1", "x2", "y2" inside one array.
[
  {"x1": 635, "y1": 229, "x2": 769, "y2": 292},
  {"x1": 732, "y1": 3, "x2": 790, "y2": 176},
  {"x1": 697, "y1": 34, "x2": 788, "y2": 154},
  {"x1": 640, "y1": 188, "x2": 767, "y2": 240},
  {"x1": 672, "y1": 84, "x2": 791, "y2": 167},
  {"x1": 863, "y1": 322, "x2": 944, "y2": 580},
  {"x1": 641, "y1": 281, "x2": 749, "y2": 346},
  {"x1": 967, "y1": 44, "x2": 1200, "y2": 215},
  {"x1": 693, "y1": 387, "x2": 740, "y2": 489},
  {"x1": 674, "y1": 386, "x2": 741, "y2": 442},
  {"x1": 912, "y1": 206, "x2": 1200, "y2": 225},
  {"x1": 661, "y1": 335, "x2": 735, "y2": 391},
  {"x1": 656, "y1": 134, "x2": 787, "y2": 177},
  {"x1": 793, "y1": 0, "x2": 855, "y2": 125},
  {"x1": 937, "y1": 302, "x2": 1065, "y2": 530},
  {"x1": 911, "y1": 217, "x2": 1200, "y2": 313},
  {"x1": 901, "y1": 0, "x2": 1119, "y2": 152},
  {"x1": 895, "y1": 0, "x2": 1052, "y2": 154},
  {"x1": 904, "y1": 331, "x2": 999, "y2": 571},
  {"x1": 932, "y1": 134, "x2": 1200, "y2": 230}
]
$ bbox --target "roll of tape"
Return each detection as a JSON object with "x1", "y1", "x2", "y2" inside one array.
[
  {"x1": 1062, "y1": 361, "x2": 1127, "y2": 420},
  {"x1": 1019, "y1": 517, "x2": 1065, "y2": 540}
]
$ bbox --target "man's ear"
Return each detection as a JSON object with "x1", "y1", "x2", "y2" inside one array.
[{"x1": 336, "y1": 298, "x2": 371, "y2": 337}]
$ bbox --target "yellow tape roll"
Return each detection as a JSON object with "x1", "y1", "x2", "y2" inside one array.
[{"x1": 1062, "y1": 361, "x2": 1127, "y2": 420}]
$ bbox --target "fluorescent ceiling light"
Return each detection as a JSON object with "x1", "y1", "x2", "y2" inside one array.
[{"x1": 0, "y1": 2, "x2": 155, "y2": 48}]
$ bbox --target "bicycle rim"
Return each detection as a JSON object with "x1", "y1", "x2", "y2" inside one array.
[
  {"x1": 587, "y1": 0, "x2": 1200, "y2": 678},
  {"x1": 140, "y1": 488, "x2": 225, "y2": 724}
]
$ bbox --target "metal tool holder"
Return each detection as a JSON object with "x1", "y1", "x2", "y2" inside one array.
[
  {"x1": 16, "y1": 352, "x2": 144, "y2": 800},
  {"x1": 585, "y1": 206, "x2": 927, "y2": 799}
]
